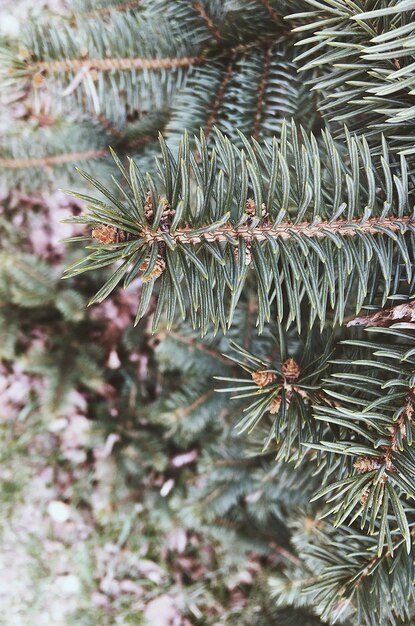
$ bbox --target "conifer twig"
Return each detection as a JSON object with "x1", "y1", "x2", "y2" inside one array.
[
  {"x1": 205, "y1": 59, "x2": 235, "y2": 137},
  {"x1": 138, "y1": 215, "x2": 415, "y2": 246},
  {"x1": 0, "y1": 149, "x2": 107, "y2": 169},
  {"x1": 193, "y1": 1, "x2": 222, "y2": 41},
  {"x1": 28, "y1": 55, "x2": 205, "y2": 75},
  {"x1": 252, "y1": 45, "x2": 273, "y2": 140},
  {"x1": 260, "y1": 0, "x2": 282, "y2": 23},
  {"x1": 23, "y1": 36, "x2": 283, "y2": 78},
  {"x1": 172, "y1": 389, "x2": 215, "y2": 420}
]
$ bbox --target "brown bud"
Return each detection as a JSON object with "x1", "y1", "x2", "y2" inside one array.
[
  {"x1": 18, "y1": 46, "x2": 30, "y2": 61},
  {"x1": 140, "y1": 255, "x2": 166, "y2": 282},
  {"x1": 234, "y1": 240, "x2": 252, "y2": 266},
  {"x1": 360, "y1": 490, "x2": 369, "y2": 505},
  {"x1": 281, "y1": 358, "x2": 301, "y2": 381},
  {"x1": 92, "y1": 225, "x2": 124, "y2": 244},
  {"x1": 160, "y1": 201, "x2": 175, "y2": 230},
  {"x1": 32, "y1": 73, "x2": 45, "y2": 88},
  {"x1": 404, "y1": 388, "x2": 415, "y2": 422},
  {"x1": 354, "y1": 457, "x2": 381, "y2": 473},
  {"x1": 252, "y1": 369, "x2": 277, "y2": 388},
  {"x1": 144, "y1": 192, "x2": 154, "y2": 221},
  {"x1": 269, "y1": 395, "x2": 281, "y2": 414},
  {"x1": 246, "y1": 198, "x2": 256, "y2": 217}
]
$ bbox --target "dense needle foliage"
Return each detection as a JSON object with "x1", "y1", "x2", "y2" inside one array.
[{"x1": 1, "y1": 0, "x2": 415, "y2": 624}]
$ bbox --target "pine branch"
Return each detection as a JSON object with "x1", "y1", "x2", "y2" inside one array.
[
  {"x1": 288, "y1": 0, "x2": 415, "y2": 152},
  {"x1": 20, "y1": 35, "x2": 286, "y2": 78},
  {"x1": 0, "y1": 149, "x2": 107, "y2": 169},
  {"x1": 312, "y1": 325, "x2": 415, "y2": 555},
  {"x1": 63, "y1": 125, "x2": 415, "y2": 333},
  {"x1": 193, "y1": 0, "x2": 222, "y2": 42},
  {"x1": 271, "y1": 514, "x2": 415, "y2": 626},
  {"x1": 0, "y1": 15, "x2": 203, "y2": 124},
  {"x1": 27, "y1": 54, "x2": 204, "y2": 75},
  {"x1": 0, "y1": 113, "x2": 166, "y2": 190},
  {"x1": 166, "y1": 42, "x2": 316, "y2": 145},
  {"x1": 216, "y1": 330, "x2": 336, "y2": 461},
  {"x1": 252, "y1": 45, "x2": 273, "y2": 140}
]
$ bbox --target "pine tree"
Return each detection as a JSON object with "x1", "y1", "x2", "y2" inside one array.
[{"x1": 2, "y1": 0, "x2": 415, "y2": 624}]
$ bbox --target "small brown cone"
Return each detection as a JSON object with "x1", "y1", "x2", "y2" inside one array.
[
  {"x1": 246, "y1": 197, "x2": 256, "y2": 217},
  {"x1": 144, "y1": 192, "x2": 154, "y2": 222},
  {"x1": 140, "y1": 256, "x2": 166, "y2": 282},
  {"x1": 32, "y1": 73, "x2": 45, "y2": 88},
  {"x1": 354, "y1": 457, "x2": 380, "y2": 473},
  {"x1": 281, "y1": 358, "x2": 301, "y2": 381},
  {"x1": 252, "y1": 369, "x2": 277, "y2": 388},
  {"x1": 269, "y1": 395, "x2": 281, "y2": 414},
  {"x1": 92, "y1": 225, "x2": 127, "y2": 244}
]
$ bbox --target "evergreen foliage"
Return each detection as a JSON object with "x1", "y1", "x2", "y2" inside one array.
[
  {"x1": 0, "y1": 112, "x2": 166, "y2": 190},
  {"x1": 289, "y1": 0, "x2": 415, "y2": 153},
  {"x1": 2, "y1": 0, "x2": 415, "y2": 624},
  {"x1": 64, "y1": 125, "x2": 415, "y2": 335}
]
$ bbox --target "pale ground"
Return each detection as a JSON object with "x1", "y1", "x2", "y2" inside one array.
[
  {"x1": 0, "y1": 471, "x2": 84, "y2": 626},
  {"x1": 0, "y1": 4, "x2": 100, "y2": 624}
]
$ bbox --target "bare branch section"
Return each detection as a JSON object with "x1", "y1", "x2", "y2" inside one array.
[{"x1": 138, "y1": 215, "x2": 415, "y2": 246}]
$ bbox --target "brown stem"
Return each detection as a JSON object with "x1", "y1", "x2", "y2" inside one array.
[
  {"x1": 260, "y1": 0, "x2": 282, "y2": 22},
  {"x1": 125, "y1": 134, "x2": 158, "y2": 150},
  {"x1": 140, "y1": 215, "x2": 414, "y2": 246},
  {"x1": 172, "y1": 389, "x2": 215, "y2": 420},
  {"x1": 28, "y1": 55, "x2": 205, "y2": 75},
  {"x1": 205, "y1": 59, "x2": 235, "y2": 138},
  {"x1": 0, "y1": 149, "x2": 107, "y2": 169},
  {"x1": 193, "y1": 1, "x2": 222, "y2": 41},
  {"x1": 252, "y1": 45, "x2": 273, "y2": 140},
  {"x1": 25, "y1": 36, "x2": 283, "y2": 77},
  {"x1": 97, "y1": 114, "x2": 123, "y2": 138},
  {"x1": 355, "y1": 386, "x2": 415, "y2": 480},
  {"x1": 166, "y1": 330, "x2": 232, "y2": 365}
]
